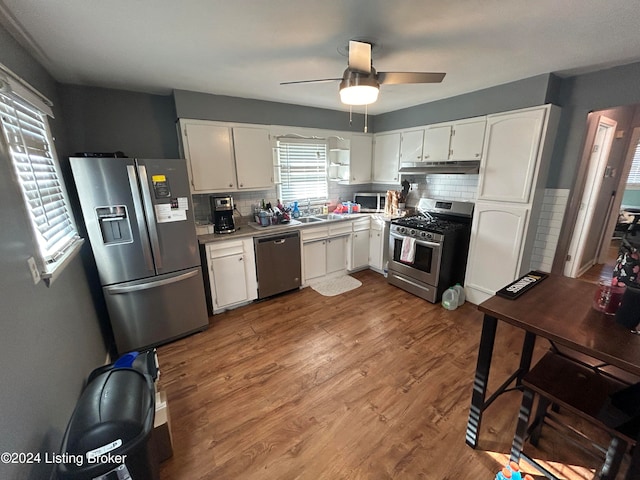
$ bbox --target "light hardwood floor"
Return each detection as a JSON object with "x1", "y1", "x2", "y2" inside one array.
[{"x1": 157, "y1": 270, "x2": 613, "y2": 479}]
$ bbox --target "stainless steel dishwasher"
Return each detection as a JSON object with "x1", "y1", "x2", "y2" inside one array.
[{"x1": 254, "y1": 230, "x2": 301, "y2": 299}]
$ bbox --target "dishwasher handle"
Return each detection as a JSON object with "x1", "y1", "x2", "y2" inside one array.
[{"x1": 255, "y1": 231, "x2": 300, "y2": 245}]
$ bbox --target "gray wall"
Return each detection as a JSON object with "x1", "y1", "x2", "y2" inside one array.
[
  {"x1": 374, "y1": 74, "x2": 559, "y2": 131},
  {"x1": 174, "y1": 89, "x2": 372, "y2": 132},
  {"x1": 547, "y1": 62, "x2": 640, "y2": 189},
  {"x1": 59, "y1": 85, "x2": 179, "y2": 159},
  {"x1": 0, "y1": 24, "x2": 106, "y2": 480}
]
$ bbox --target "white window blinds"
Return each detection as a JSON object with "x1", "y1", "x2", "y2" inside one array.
[
  {"x1": 626, "y1": 138, "x2": 640, "y2": 188},
  {"x1": 276, "y1": 139, "x2": 328, "y2": 203},
  {"x1": 0, "y1": 80, "x2": 81, "y2": 274}
]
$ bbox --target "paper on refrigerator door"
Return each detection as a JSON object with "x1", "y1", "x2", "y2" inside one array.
[{"x1": 154, "y1": 197, "x2": 188, "y2": 223}]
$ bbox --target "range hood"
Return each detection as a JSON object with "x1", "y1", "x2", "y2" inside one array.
[{"x1": 398, "y1": 160, "x2": 480, "y2": 175}]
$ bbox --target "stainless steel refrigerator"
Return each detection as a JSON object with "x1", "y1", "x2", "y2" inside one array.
[{"x1": 70, "y1": 157, "x2": 208, "y2": 354}]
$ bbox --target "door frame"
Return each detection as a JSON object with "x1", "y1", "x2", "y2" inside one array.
[{"x1": 564, "y1": 115, "x2": 617, "y2": 277}]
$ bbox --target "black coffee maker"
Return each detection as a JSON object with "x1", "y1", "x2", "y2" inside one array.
[{"x1": 210, "y1": 196, "x2": 235, "y2": 234}]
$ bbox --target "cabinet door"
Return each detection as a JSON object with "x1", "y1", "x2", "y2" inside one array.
[
  {"x1": 422, "y1": 124, "x2": 451, "y2": 161},
  {"x1": 373, "y1": 133, "x2": 400, "y2": 183},
  {"x1": 350, "y1": 231, "x2": 370, "y2": 270},
  {"x1": 400, "y1": 129, "x2": 424, "y2": 163},
  {"x1": 349, "y1": 134, "x2": 372, "y2": 183},
  {"x1": 450, "y1": 118, "x2": 486, "y2": 161},
  {"x1": 181, "y1": 121, "x2": 236, "y2": 192},
  {"x1": 368, "y1": 229, "x2": 384, "y2": 270},
  {"x1": 326, "y1": 236, "x2": 348, "y2": 274},
  {"x1": 477, "y1": 108, "x2": 546, "y2": 203},
  {"x1": 211, "y1": 254, "x2": 248, "y2": 308},
  {"x1": 233, "y1": 127, "x2": 274, "y2": 190},
  {"x1": 303, "y1": 240, "x2": 326, "y2": 282},
  {"x1": 465, "y1": 203, "x2": 529, "y2": 304}
]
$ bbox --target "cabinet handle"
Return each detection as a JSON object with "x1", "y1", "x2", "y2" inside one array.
[
  {"x1": 239, "y1": 257, "x2": 243, "y2": 261},
  {"x1": 424, "y1": 154, "x2": 430, "y2": 159},
  {"x1": 475, "y1": 153, "x2": 480, "y2": 158},
  {"x1": 240, "y1": 183, "x2": 243, "y2": 187},
  {"x1": 416, "y1": 155, "x2": 421, "y2": 160},
  {"x1": 229, "y1": 183, "x2": 233, "y2": 188}
]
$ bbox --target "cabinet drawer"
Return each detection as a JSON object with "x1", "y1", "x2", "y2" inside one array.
[
  {"x1": 301, "y1": 226, "x2": 329, "y2": 241},
  {"x1": 329, "y1": 222, "x2": 353, "y2": 236},
  {"x1": 207, "y1": 241, "x2": 244, "y2": 258},
  {"x1": 352, "y1": 217, "x2": 370, "y2": 231}
]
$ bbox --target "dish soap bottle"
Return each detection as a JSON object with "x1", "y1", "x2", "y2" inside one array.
[{"x1": 292, "y1": 201, "x2": 300, "y2": 218}]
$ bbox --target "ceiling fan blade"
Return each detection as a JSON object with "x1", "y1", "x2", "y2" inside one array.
[
  {"x1": 348, "y1": 40, "x2": 371, "y2": 74},
  {"x1": 378, "y1": 72, "x2": 446, "y2": 85},
  {"x1": 280, "y1": 78, "x2": 342, "y2": 85}
]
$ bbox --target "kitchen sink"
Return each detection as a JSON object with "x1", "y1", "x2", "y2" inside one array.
[{"x1": 298, "y1": 216, "x2": 324, "y2": 223}]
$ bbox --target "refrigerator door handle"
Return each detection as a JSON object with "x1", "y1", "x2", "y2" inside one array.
[
  {"x1": 137, "y1": 163, "x2": 163, "y2": 269},
  {"x1": 127, "y1": 165, "x2": 155, "y2": 272},
  {"x1": 105, "y1": 269, "x2": 200, "y2": 295}
]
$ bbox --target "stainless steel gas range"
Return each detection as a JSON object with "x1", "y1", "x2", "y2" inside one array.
[{"x1": 387, "y1": 198, "x2": 474, "y2": 303}]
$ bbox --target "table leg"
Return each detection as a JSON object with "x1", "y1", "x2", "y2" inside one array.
[
  {"x1": 517, "y1": 331, "x2": 536, "y2": 385},
  {"x1": 466, "y1": 314, "x2": 498, "y2": 448},
  {"x1": 625, "y1": 434, "x2": 640, "y2": 480},
  {"x1": 510, "y1": 387, "x2": 535, "y2": 462}
]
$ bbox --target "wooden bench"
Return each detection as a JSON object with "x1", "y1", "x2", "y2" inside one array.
[{"x1": 511, "y1": 351, "x2": 639, "y2": 480}]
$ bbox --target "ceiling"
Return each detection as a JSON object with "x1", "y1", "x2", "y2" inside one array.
[{"x1": 1, "y1": 0, "x2": 640, "y2": 115}]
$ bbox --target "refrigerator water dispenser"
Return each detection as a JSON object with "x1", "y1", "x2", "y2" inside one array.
[{"x1": 96, "y1": 205, "x2": 133, "y2": 245}]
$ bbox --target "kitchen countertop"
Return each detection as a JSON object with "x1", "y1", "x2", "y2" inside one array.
[{"x1": 198, "y1": 213, "x2": 394, "y2": 244}]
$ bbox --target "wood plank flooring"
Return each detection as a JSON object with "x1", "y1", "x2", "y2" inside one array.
[{"x1": 157, "y1": 270, "x2": 611, "y2": 479}]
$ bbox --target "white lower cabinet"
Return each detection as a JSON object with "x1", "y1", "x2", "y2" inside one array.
[
  {"x1": 465, "y1": 203, "x2": 530, "y2": 305},
  {"x1": 350, "y1": 217, "x2": 370, "y2": 271},
  {"x1": 302, "y1": 223, "x2": 351, "y2": 284},
  {"x1": 368, "y1": 217, "x2": 387, "y2": 272},
  {"x1": 206, "y1": 238, "x2": 257, "y2": 313},
  {"x1": 303, "y1": 239, "x2": 327, "y2": 281}
]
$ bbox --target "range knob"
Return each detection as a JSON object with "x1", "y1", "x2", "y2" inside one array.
[
  {"x1": 426, "y1": 233, "x2": 433, "y2": 240},
  {"x1": 420, "y1": 231, "x2": 427, "y2": 238},
  {"x1": 409, "y1": 229, "x2": 416, "y2": 236},
  {"x1": 398, "y1": 227, "x2": 406, "y2": 234}
]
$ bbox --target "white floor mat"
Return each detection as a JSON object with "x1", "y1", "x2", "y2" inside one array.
[{"x1": 309, "y1": 275, "x2": 362, "y2": 297}]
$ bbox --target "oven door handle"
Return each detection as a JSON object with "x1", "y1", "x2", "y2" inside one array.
[{"x1": 390, "y1": 231, "x2": 441, "y2": 249}]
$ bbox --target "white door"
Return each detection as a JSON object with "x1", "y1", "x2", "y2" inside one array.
[
  {"x1": 351, "y1": 231, "x2": 370, "y2": 270},
  {"x1": 303, "y1": 240, "x2": 327, "y2": 282},
  {"x1": 373, "y1": 133, "x2": 400, "y2": 183},
  {"x1": 465, "y1": 203, "x2": 530, "y2": 304},
  {"x1": 422, "y1": 124, "x2": 452, "y2": 161},
  {"x1": 564, "y1": 116, "x2": 618, "y2": 277},
  {"x1": 368, "y1": 229, "x2": 384, "y2": 271},
  {"x1": 477, "y1": 107, "x2": 546, "y2": 203},
  {"x1": 349, "y1": 134, "x2": 372, "y2": 183},
  {"x1": 181, "y1": 122, "x2": 236, "y2": 192},
  {"x1": 400, "y1": 129, "x2": 424, "y2": 163},
  {"x1": 450, "y1": 118, "x2": 486, "y2": 161},
  {"x1": 233, "y1": 127, "x2": 274, "y2": 189},
  {"x1": 326, "y1": 236, "x2": 348, "y2": 274},
  {"x1": 212, "y1": 254, "x2": 248, "y2": 308}
]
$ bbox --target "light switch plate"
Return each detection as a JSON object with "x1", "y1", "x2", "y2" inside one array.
[{"x1": 27, "y1": 256, "x2": 41, "y2": 284}]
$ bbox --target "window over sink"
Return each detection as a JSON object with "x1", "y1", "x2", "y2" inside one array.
[{"x1": 276, "y1": 138, "x2": 328, "y2": 203}]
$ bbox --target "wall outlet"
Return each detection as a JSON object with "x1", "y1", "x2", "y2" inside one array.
[{"x1": 27, "y1": 257, "x2": 41, "y2": 285}]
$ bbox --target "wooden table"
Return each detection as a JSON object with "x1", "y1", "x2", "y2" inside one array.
[{"x1": 465, "y1": 274, "x2": 640, "y2": 478}]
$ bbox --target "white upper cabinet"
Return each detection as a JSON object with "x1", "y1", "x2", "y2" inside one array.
[
  {"x1": 178, "y1": 119, "x2": 274, "y2": 193},
  {"x1": 232, "y1": 126, "x2": 274, "y2": 190},
  {"x1": 399, "y1": 129, "x2": 425, "y2": 163},
  {"x1": 450, "y1": 118, "x2": 486, "y2": 161},
  {"x1": 179, "y1": 120, "x2": 236, "y2": 192},
  {"x1": 398, "y1": 116, "x2": 485, "y2": 163},
  {"x1": 423, "y1": 124, "x2": 452, "y2": 161},
  {"x1": 349, "y1": 134, "x2": 373, "y2": 184},
  {"x1": 373, "y1": 132, "x2": 400, "y2": 183},
  {"x1": 477, "y1": 107, "x2": 547, "y2": 203}
]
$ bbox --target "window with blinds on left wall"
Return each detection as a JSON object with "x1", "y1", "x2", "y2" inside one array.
[{"x1": 0, "y1": 71, "x2": 83, "y2": 285}]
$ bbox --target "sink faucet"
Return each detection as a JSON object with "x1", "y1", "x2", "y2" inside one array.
[{"x1": 306, "y1": 198, "x2": 311, "y2": 216}]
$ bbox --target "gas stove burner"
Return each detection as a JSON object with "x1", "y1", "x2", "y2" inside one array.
[{"x1": 392, "y1": 215, "x2": 467, "y2": 234}]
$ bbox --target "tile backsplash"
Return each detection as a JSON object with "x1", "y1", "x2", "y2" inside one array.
[{"x1": 404, "y1": 174, "x2": 479, "y2": 206}]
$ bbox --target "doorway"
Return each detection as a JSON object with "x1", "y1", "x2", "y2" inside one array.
[
  {"x1": 564, "y1": 116, "x2": 617, "y2": 278},
  {"x1": 571, "y1": 125, "x2": 640, "y2": 282}
]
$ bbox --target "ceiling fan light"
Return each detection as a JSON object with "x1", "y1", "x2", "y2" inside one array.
[{"x1": 340, "y1": 85, "x2": 379, "y2": 105}]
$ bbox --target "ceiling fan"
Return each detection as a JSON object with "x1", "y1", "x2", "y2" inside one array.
[{"x1": 281, "y1": 40, "x2": 446, "y2": 106}]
